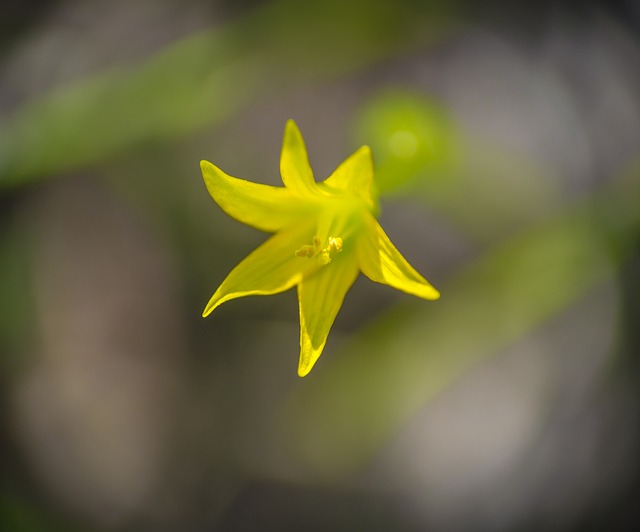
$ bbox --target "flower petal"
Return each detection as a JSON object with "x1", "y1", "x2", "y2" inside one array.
[
  {"x1": 297, "y1": 254, "x2": 359, "y2": 377},
  {"x1": 280, "y1": 120, "x2": 318, "y2": 196},
  {"x1": 323, "y1": 145, "x2": 377, "y2": 210},
  {"x1": 203, "y1": 223, "x2": 314, "y2": 317},
  {"x1": 201, "y1": 160, "x2": 299, "y2": 233},
  {"x1": 357, "y1": 213, "x2": 440, "y2": 300}
]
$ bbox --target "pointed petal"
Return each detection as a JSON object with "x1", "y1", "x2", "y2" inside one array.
[
  {"x1": 297, "y1": 255, "x2": 359, "y2": 377},
  {"x1": 323, "y1": 146, "x2": 377, "y2": 209},
  {"x1": 280, "y1": 120, "x2": 318, "y2": 196},
  {"x1": 201, "y1": 160, "x2": 299, "y2": 233},
  {"x1": 357, "y1": 213, "x2": 440, "y2": 300},
  {"x1": 203, "y1": 224, "x2": 314, "y2": 317}
]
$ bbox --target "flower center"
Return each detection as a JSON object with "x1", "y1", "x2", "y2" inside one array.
[{"x1": 295, "y1": 236, "x2": 343, "y2": 266}]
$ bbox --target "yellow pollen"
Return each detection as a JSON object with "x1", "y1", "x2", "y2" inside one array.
[
  {"x1": 295, "y1": 236, "x2": 343, "y2": 265},
  {"x1": 295, "y1": 244, "x2": 316, "y2": 257},
  {"x1": 317, "y1": 251, "x2": 331, "y2": 265},
  {"x1": 328, "y1": 237, "x2": 343, "y2": 252}
]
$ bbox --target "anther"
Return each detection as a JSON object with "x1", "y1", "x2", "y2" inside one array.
[
  {"x1": 317, "y1": 251, "x2": 331, "y2": 266},
  {"x1": 328, "y1": 237, "x2": 343, "y2": 253},
  {"x1": 296, "y1": 235, "x2": 343, "y2": 265},
  {"x1": 295, "y1": 244, "x2": 316, "y2": 257}
]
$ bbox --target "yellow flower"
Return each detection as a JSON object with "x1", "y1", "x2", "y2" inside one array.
[{"x1": 201, "y1": 120, "x2": 440, "y2": 376}]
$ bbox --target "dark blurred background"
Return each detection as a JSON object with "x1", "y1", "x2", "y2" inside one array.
[{"x1": 1, "y1": 0, "x2": 639, "y2": 530}]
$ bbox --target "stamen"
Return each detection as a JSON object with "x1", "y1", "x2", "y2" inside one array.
[
  {"x1": 317, "y1": 251, "x2": 331, "y2": 266},
  {"x1": 328, "y1": 237, "x2": 343, "y2": 252},
  {"x1": 295, "y1": 244, "x2": 316, "y2": 257},
  {"x1": 295, "y1": 235, "x2": 344, "y2": 265}
]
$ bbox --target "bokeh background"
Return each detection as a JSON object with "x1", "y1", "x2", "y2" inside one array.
[{"x1": 1, "y1": 0, "x2": 640, "y2": 530}]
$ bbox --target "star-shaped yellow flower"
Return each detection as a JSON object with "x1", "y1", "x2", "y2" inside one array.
[{"x1": 201, "y1": 120, "x2": 439, "y2": 376}]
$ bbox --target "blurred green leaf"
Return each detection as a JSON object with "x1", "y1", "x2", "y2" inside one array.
[
  {"x1": 353, "y1": 90, "x2": 562, "y2": 239},
  {"x1": 0, "y1": 0, "x2": 456, "y2": 190},
  {"x1": 353, "y1": 89, "x2": 459, "y2": 194},
  {"x1": 0, "y1": 208, "x2": 35, "y2": 378},
  {"x1": 0, "y1": 491, "x2": 77, "y2": 532}
]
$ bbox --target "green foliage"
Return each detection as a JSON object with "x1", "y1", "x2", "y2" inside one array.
[
  {"x1": 0, "y1": 0, "x2": 455, "y2": 190},
  {"x1": 353, "y1": 90, "x2": 561, "y2": 240},
  {"x1": 1, "y1": 2, "x2": 639, "y2": 527},
  {"x1": 353, "y1": 90, "x2": 459, "y2": 194}
]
